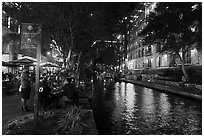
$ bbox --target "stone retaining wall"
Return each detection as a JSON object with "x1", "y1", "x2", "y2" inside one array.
[
  {"x1": 125, "y1": 74, "x2": 202, "y2": 93},
  {"x1": 120, "y1": 78, "x2": 202, "y2": 101}
]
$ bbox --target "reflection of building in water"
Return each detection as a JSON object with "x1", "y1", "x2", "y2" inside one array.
[
  {"x1": 111, "y1": 82, "x2": 127, "y2": 123},
  {"x1": 159, "y1": 93, "x2": 171, "y2": 121},
  {"x1": 124, "y1": 83, "x2": 136, "y2": 121},
  {"x1": 141, "y1": 88, "x2": 156, "y2": 123}
]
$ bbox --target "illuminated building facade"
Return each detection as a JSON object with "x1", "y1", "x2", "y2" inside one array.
[
  {"x1": 126, "y1": 2, "x2": 202, "y2": 71},
  {"x1": 2, "y1": 8, "x2": 21, "y2": 62}
]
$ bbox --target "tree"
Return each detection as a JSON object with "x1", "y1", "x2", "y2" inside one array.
[
  {"x1": 139, "y1": 2, "x2": 202, "y2": 82},
  {"x1": 3, "y1": 2, "x2": 137, "y2": 70}
]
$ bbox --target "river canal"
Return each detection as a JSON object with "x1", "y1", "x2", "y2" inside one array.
[{"x1": 91, "y1": 79, "x2": 202, "y2": 135}]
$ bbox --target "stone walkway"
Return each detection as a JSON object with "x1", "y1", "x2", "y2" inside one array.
[{"x1": 2, "y1": 91, "x2": 35, "y2": 124}]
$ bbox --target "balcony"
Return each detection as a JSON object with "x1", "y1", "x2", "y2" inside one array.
[{"x1": 145, "y1": 50, "x2": 152, "y2": 56}]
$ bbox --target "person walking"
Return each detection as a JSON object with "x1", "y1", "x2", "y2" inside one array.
[{"x1": 20, "y1": 67, "x2": 31, "y2": 111}]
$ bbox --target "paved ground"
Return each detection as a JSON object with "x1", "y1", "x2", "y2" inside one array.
[
  {"x1": 2, "y1": 84, "x2": 91, "y2": 124},
  {"x1": 2, "y1": 87, "x2": 35, "y2": 124}
]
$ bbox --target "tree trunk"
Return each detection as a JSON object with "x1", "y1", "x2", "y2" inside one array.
[
  {"x1": 176, "y1": 52, "x2": 190, "y2": 82},
  {"x1": 63, "y1": 57, "x2": 66, "y2": 68},
  {"x1": 181, "y1": 60, "x2": 190, "y2": 82},
  {"x1": 66, "y1": 36, "x2": 74, "y2": 68},
  {"x1": 67, "y1": 49, "x2": 72, "y2": 67},
  {"x1": 76, "y1": 52, "x2": 82, "y2": 87},
  {"x1": 117, "y1": 43, "x2": 121, "y2": 73}
]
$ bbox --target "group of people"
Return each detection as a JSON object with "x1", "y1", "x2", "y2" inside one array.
[
  {"x1": 2, "y1": 72, "x2": 20, "y2": 82},
  {"x1": 39, "y1": 72, "x2": 78, "y2": 109},
  {"x1": 19, "y1": 66, "x2": 79, "y2": 111}
]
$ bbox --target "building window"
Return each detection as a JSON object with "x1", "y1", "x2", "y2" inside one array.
[
  {"x1": 147, "y1": 45, "x2": 152, "y2": 52},
  {"x1": 161, "y1": 54, "x2": 168, "y2": 66},
  {"x1": 135, "y1": 61, "x2": 137, "y2": 69},
  {"x1": 157, "y1": 56, "x2": 161, "y2": 67},
  {"x1": 190, "y1": 48, "x2": 198, "y2": 64},
  {"x1": 18, "y1": 25, "x2": 21, "y2": 34},
  {"x1": 147, "y1": 59, "x2": 152, "y2": 67},
  {"x1": 136, "y1": 51, "x2": 138, "y2": 58},
  {"x1": 138, "y1": 50, "x2": 140, "y2": 58},
  {"x1": 185, "y1": 50, "x2": 191, "y2": 64},
  {"x1": 142, "y1": 39, "x2": 145, "y2": 45},
  {"x1": 142, "y1": 48, "x2": 144, "y2": 57},
  {"x1": 157, "y1": 45, "x2": 162, "y2": 52},
  {"x1": 8, "y1": 16, "x2": 11, "y2": 29},
  {"x1": 145, "y1": 45, "x2": 152, "y2": 56},
  {"x1": 140, "y1": 49, "x2": 142, "y2": 58}
]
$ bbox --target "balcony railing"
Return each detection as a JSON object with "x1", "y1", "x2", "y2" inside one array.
[{"x1": 145, "y1": 50, "x2": 152, "y2": 56}]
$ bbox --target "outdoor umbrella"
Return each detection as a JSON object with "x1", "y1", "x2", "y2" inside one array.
[
  {"x1": 9, "y1": 58, "x2": 36, "y2": 65},
  {"x1": 2, "y1": 61, "x2": 20, "y2": 67},
  {"x1": 41, "y1": 63, "x2": 59, "y2": 68}
]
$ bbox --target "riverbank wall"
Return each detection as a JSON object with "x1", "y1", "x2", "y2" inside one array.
[{"x1": 120, "y1": 78, "x2": 202, "y2": 102}]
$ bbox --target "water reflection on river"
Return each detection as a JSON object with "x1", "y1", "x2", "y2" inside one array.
[{"x1": 92, "y1": 80, "x2": 202, "y2": 135}]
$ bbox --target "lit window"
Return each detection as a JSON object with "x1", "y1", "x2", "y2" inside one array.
[
  {"x1": 8, "y1": 16, "x2": 11, "y2": 28},
  {"x1": 192, "y1": 4, "x2": 198, "y2": 11},
  {"x1": 161, "y1": 54, "x2": 168, "y2": 66},
  {"x1": 18, "y1": 25, "x2": 21, "y2": 34},
  {"x1": 134, "y1": 15, "x2": 139, "y2": 19},
  {"x1": 157, "y1": 57, "x2": 161, "y2": 67},
  {"x1": 145, "y1": 59, "x2": 148, "y2": 63},
  {"x1": 151, "y1": 3, "x2": 157, "y2": 11}
]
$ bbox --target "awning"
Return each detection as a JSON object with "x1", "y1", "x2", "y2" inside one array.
[
  {"x1": 2, "y1": 61, "x2": 20, "y2": 67},
  {"x1": 9, "y1": 58, "x2": 36, "y2": 64},
  {"x1": 41, "y1": 62, "x2": 59, "y2": 68}
]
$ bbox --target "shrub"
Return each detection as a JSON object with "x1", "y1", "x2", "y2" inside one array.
[
  {"x1": 57, "y1": 105, "x2": 87, "y2": 135},
  {"x1": 186, "y1": 66, "x2": 202, "y2": 85}
]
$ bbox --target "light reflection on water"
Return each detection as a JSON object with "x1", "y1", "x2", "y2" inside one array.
[
  {"x1": 93, "y1": 81, "x2": 202, "y2": 135},
  {"x1": 124, "y1": 83, "x2": 135, "y2": 122},
  {"x1": 159, "y1": 93, "x2": 171, "y2": 116}
]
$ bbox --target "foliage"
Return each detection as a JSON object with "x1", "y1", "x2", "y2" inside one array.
[
  {"x1": 57, "y1": 105, "x2": 87, "y2": 135},
  {"x1": 2, "y1": 29, "x2": 20, "y2": 45},
  {"x1": 3, "y1": 108, "x2": 94, "y2": 135},
  {"x1": 185, "y1": 65, "x2": 202, "y2": 84},
  {"x1": 139, "y1": 2, "x2": 202, "y2": 82},
  {"x1": 94, "y1": 45, "x2": 118, "y2": 65},
  {"x1": 2, "y1": 110, "x2": 57, "y2": 135},
  {"x1": 140, "y1": 2, "x2": 201, "y2": 50},
  {"x1": 138, "y1": 65, "x2": 201, "y2": 84},
  {"x1": 159, "y1": 68, "x2": 183, "y2": 82},
  {"x1": 3, "y1": 2, "x2": 136, "y2": 68}
]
